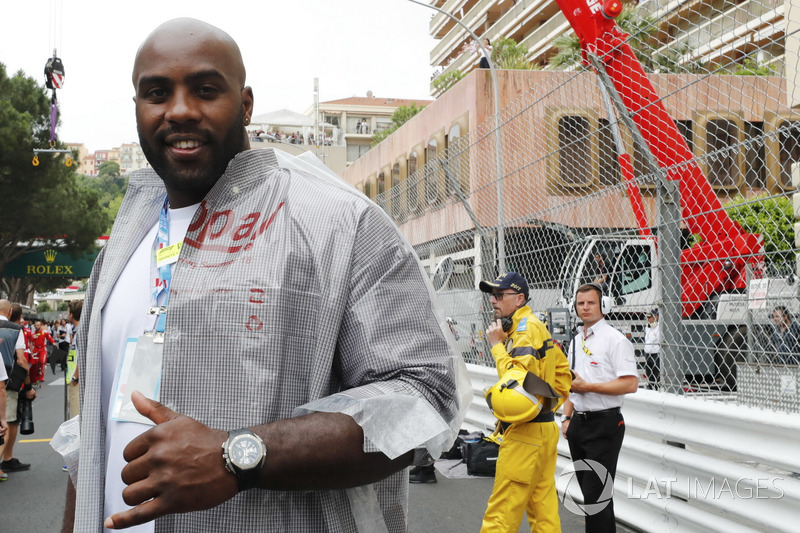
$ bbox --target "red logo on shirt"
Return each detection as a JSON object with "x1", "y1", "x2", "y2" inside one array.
[{"x1": 184, "y1": 201, "x2": 285, "y2": 253}]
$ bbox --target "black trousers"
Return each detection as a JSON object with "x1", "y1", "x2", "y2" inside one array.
[
  {"x1": 644, "y1": 352, "x2": 660, "y2": 389},
  {"x1": 566, "y1": 411, "x2": 625, "y2": 533}
]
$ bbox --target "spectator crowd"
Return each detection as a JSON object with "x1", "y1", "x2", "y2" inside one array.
[{"x1": 1, "y1": 300, "x2": 81, "y2": 483}]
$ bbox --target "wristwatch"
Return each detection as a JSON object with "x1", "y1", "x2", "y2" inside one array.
[
  {"x1": 560, "y1": 415, "x2": 572, "y2": 422},
  {"x1": 222, "y1": 428, "x2": 267, "y2": 491}
]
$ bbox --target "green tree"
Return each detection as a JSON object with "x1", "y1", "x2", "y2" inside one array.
[
  {"x1": 36, "y1": 301, "x2": 51, "y2": 313},
  {"x1": 724, "y1": 58, "x2": 778, "y2": 76},
  {"x1": 433, "y1": 70, "x2": 466, "y2": 94},
  {"x1": 371, "y1": 103, "x2": 426, "y2": 146},
  {"x1": 725, "y1": 194, "x2": 795, "y2": 274},
  {"x1": 0, "y1": 63, "x2": 109, "y2": 296},
  {"x1": 78, "y1": 161, "x2": 128, "y2": 229},
  {"x1": 491, "y1": 38, "x2": 536, "y2": 70},
  {"x1": 549, "y1": 7, "x2": 704, "y2": 73}
]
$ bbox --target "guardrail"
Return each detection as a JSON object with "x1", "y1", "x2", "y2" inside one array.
[{"x1": 462, "y1": 363, "x2": 800, "y2": 531}]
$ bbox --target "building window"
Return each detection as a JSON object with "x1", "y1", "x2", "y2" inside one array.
[
  {"x1": 425, "y1": 138, "x2": 440, "y2": 205},
  {"x1": 377, "y1": 171, "x2": 386, "y2": 196},
  {"x1": 375, "y1": 118, "x2": 392, "y2": 132},
  {"x1": 744, "y1": 121, "x2": 765, "y2": 189},
  {"x1": 557, "y1": 116, "x2": 592, "y2": 187},
  {"x1": 777, "y1": 120, "x2": 800, "y2": 189},
  {"x1": 597, "y1": 119, "x2": 622, "y2": 187},
  {"x1": 347, "y1": 143, "x2": 371, "y2": 162},
  {"x1": 391, "y1": 163, "x2": 403, "y2": 220},
  {"x1": 408, "y1": 151, "x2": 419, "y2": 213},
  {"x1": 705, "y1": 119, "x2": 740, "y2": 189}
]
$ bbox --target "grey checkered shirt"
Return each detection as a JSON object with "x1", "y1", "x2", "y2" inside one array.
[{"x1": 74, "y1": 149, "x2": 465, "y2": 532}]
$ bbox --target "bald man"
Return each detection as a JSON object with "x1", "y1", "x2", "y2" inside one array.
[
  {"x1": 0, "y1": 300, "x2": 31, "y2": 477},
  {"x1": 61, "y1": 18, "x2": 465, "y2": 533}
]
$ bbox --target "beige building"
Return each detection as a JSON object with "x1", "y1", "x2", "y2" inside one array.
[
  {"x1": 118, "y1": 142, "x2": 150, "y2": 175},
  {"x1": 66, "y1": 142, "x2": 148, "y2": 176},
  {"x1": 309, "y1": 94, "x2": 433, "y2": 165},
  {"x1": 65, "y1": 143, "x2": 92, "y2": 175},
  {"x1": 342, "y1": 69, "x2": 799, "y2": 249}
]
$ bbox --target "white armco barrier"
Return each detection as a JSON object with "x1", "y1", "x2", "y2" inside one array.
[{"x1": 463, "y1": 363, "x2": 800, "y2": 532}]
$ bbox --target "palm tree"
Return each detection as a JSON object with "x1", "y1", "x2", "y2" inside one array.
[
  {"x1": 548, "y1": 7, "x2": 704, "y2": 74},
  {"x1": 492, "y1": 38, "x2": 538, "y2": 70}
]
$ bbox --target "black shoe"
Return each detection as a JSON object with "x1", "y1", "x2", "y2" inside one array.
[
  {"x1": 0, "y1": 458, "x2": 30, "y2": 472},
  {"x1": 409, "y1": 465, "x2": 437, "y2": 484}
]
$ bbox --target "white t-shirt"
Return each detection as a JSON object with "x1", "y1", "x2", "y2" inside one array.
[
  {"x1": 568, "y1": 318, "x2": 637, "y2": 412},
  {"x1": 100, "y1": 203, "x2": 199, "y2": 533},
  {"x1": 644, "y1": 322, "x2": 660, "y2": 354}
]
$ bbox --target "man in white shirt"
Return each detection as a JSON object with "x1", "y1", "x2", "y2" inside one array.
[
  {"x1": 561, "y1": 284, "x2": 638, "y2": 533},
  {"x1": 643, "y1": 308, "x2": 660, "y2": 389}
]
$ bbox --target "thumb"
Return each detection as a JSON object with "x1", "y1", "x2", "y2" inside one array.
[{"x1": 131, "y1": 390, "x2": 178, "y2": 425}]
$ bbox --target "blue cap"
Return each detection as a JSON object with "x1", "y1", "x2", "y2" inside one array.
[{"x1": 479, "y1": 272, "x2": 529, "y2": 299}]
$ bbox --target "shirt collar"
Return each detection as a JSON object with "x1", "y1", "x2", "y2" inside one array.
[{"x1": 578, "y1": 317, "x2": 606, "y2": 339}]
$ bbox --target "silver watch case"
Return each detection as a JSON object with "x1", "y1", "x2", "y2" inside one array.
[{"x1": 222, "y1": 430, "x2": 267, "y2": 473}]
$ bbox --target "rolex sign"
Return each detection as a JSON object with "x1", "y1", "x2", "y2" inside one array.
[{"x1": 2, "y1": 247, "x2": 98, "y2": 278}]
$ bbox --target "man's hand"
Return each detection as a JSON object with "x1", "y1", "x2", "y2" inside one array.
[
  {"x1": 104, "y1": 391, "x2": 237, "y2": 530},
  {"x1": 486, "y1": 319, "x2": 507, "y2": 347},
  {"x1": 24, "y1": 388, "x2": 36, "y2": 400},
  {"x1": 570, "y1": 373, "x2": 592, "y2": 394}
]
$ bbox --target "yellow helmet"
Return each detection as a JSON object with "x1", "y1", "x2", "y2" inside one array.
[{"x1": 484, "y1": 368, "x2": 560, "y2": 424}]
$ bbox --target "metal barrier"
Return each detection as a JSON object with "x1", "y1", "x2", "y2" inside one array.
[{"x1": 462, "y1": 363, "x2": 800, "y2": 532}]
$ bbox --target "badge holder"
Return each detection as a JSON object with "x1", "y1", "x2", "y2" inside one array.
[{"x1": 110, "y1": 330, "x2": 164, "y2": 426}]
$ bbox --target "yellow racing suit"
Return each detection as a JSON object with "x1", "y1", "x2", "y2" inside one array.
[{"x1": 481, "y1": 305, "x2": 572, "y2": 533}]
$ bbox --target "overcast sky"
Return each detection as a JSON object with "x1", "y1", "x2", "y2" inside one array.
[{"x1": 1, "y1": 0, "x2": 437, "y2": 153}]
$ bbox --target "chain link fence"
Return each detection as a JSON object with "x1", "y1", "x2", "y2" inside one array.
[{"x1": 376, "y1": 1, "x2": 800, "y2": 413}]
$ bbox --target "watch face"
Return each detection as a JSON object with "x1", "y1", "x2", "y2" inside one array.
[{"x1": 230, "y1": 435, "x2": 263, "y2": 469}]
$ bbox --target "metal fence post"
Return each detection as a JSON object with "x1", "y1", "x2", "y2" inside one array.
[{"x1": 659, "y1": 179, "x2": 683, "y2": 393}]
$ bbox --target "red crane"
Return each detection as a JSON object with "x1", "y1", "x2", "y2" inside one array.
[{"x1": 553, "y1": 0, "x2": 764, "y2": 316}]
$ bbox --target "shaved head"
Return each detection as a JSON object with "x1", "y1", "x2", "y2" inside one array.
[
  {"x1": 133, "y1": 18, "x2": 246, "y2": 89},
  {"x1": 131, "y1": 17, "x2": 254, "y2": 207}
]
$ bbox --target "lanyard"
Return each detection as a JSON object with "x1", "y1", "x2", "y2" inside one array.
[
  {"x1": 150, "y1": 196, "x2": 182, "y2": 338},
  {"x1": 581, "y1": 336, "x2": 593, "y2": 357},
  {"x1": 571, "y1": 329, "x2": 594, "y2": 369}
]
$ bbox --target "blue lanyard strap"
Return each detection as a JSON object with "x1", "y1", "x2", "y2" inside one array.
[{"x1": 152, "y1": 196, "x2": 172, "y2": 334}]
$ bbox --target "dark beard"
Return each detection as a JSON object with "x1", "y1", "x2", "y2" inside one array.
[{"x1": 139, "y1": 113, "x2": 247, "y2": 200}]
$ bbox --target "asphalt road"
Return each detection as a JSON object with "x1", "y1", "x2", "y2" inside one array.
[
  {"x1": 2, "y1": 372, "x2": 637, "y2": 532},
  {"x1": 0, "y1": 370, "x2": 70, "y2": 532}
]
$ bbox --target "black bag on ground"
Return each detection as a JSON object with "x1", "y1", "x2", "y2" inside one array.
[
  {"x1": 6, "y1": 363, "x2": 27, "y2": 392},
  {"x1": 440, "y1": 429, "x2": 469, "y2": 460},
  {"x1": 463, "y1": 437, "x2": 500, "y2": 477}
]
